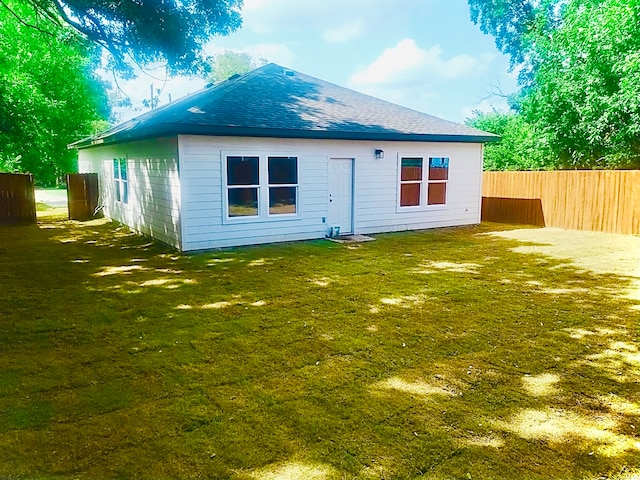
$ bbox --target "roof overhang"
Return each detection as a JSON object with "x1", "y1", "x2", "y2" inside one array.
[{"x1": 70, "y1": 124, "x2": 500, "y2": 149}]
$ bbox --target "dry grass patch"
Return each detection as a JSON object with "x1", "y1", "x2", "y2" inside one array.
[{"x1": 0, "y1": 219, "x2": 638, "y2": 479}]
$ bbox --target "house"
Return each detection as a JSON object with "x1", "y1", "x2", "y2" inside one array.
[{"x1": 71, "y1": 63, "x2": 498, "y2": 251}]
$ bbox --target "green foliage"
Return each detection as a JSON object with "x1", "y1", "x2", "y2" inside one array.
[
  {"x1": 466, "y1": 110, "x2": 552, "y2": 170},
  {"x1": 3, "y1": 0, "x2": 243, "y2": 76},
  {"x1": 521, "y1": 0, "x2": 640, "y2": 168},
  {"x1": 468, "y1": 0, "x2": 640, "y2": 168},
  {"x1": 207, "y1": 50, "x2": 267, "y2": 84},
  {"x1": 468, "y1": 0, "x2": 538, "y2": 67},
  {"x1": 0, "y1": 0, "x2": 110, "y2": 185}
]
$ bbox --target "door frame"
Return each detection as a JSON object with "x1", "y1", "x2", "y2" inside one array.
[{"x1": 328, "y1": 157, "x2": 355, "y2": 235}]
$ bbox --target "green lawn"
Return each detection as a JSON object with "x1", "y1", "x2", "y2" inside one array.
[{"x1": 0, "y1": 215, "x2": 638, "y2": 479}]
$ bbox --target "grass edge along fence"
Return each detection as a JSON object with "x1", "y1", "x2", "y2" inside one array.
[
  {"x1": 482, "y1": 170, "x2": 640, "y2": 235},
  {"x1": 0, "y1": 173, "x2": 36, "y2": 225}
]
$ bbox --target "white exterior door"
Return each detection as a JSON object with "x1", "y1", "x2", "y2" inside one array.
[{"x1": 328, "y1": 158, "x2": 354, "y2": 235}]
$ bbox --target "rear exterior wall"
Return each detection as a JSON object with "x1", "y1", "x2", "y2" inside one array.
[{"x1": 178, "y1": 135, "x2": 483, "y2": 251}]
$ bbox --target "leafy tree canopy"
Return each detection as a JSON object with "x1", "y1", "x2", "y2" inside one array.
[
  {"x1": 1, "y1": 0, "x2": 243, "y2": 76},
  {"x1": 468, "y1": 0, "x2": 640, "y2": 168},
  {"x1": 521, "y1": 0, "x2": 640, "y2": 167},
  {"x1": 466, "y1": 110, "x2": 552, "y2": 170},
  {"x1": 0, "y1": 0, "x2": 110, "y2": 185},
  {"x1": 207, "y1": 50, "x2": 267, "y2": 84}
]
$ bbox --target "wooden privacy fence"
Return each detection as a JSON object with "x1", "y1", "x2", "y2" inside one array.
[
  {"x1": 0, "y1": 173, "x2": 36, "y2": 224},
  {"x1": 66, "y1": 173, "x2": 99, "y2": 221},
  {"x1": 482, "y1": 170, "x2": 640, "y2": 235}
]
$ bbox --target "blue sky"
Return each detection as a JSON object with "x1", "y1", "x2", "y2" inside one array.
[{"x1": 114, "y1": 0, "x2": 519, "y2": 124}]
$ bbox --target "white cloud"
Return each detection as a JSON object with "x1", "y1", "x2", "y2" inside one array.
[
  {"x1": 322, "y1": 19, "x2": 364, "y2": 44},
  {"x1": 350, "y1": 38, "x2": 486, "y2": 88},
  {"x1": 343, "y1": 38, "x2": 500, "y2": 121}
]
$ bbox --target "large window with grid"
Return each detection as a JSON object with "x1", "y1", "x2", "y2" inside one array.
[
  {"x1": 225, "y1": 154, "x2": 299, "y2": 220},
  {"x1": 398, "y1": 156, "x2": 449, "y2": 208}
]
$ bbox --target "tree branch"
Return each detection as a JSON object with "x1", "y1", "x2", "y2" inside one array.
[
  {"x1": 0, "y1": 0, "x2": 56, "y2": 37},
  {"x1": 47, "y1": 0, "x2": 120, "y2": 58},
  {"x1": 23, "y1": 0, "x2": 62, "y2": 27}
]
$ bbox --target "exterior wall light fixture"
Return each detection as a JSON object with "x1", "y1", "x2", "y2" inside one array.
[{"x1": 375, "y1": 149, "x2": 384, "y2": 159}]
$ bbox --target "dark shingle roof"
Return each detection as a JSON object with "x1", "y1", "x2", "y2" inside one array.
[{"x1": 72, "y1": 63, "x2": 498, "y2": 149}]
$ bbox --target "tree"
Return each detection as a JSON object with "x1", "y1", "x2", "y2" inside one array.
[
  {"x1": 0, "y1": 0, "x2": 110, "y2": 185},
  {"x1": 467, "y1": 0, "x2": 565, "y2": 76},
  {"x1": 466, "y1": 110, "x2": 552, "y2": 170},
  {"x1": 521, "y1": 0, "x2": 640, "y2": 167},
  {"x1": 0, "y1": 0, "x2": 243, "y2": 76},
  {"x1": 468, "y1": 0, "x2": 640, "y2": 168},
  {"x1": 207, "y1": 51, "x2": 267, "y2": 84}
]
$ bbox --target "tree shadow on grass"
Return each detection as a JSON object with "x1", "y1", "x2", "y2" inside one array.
[{"x1": 0, "y1": 219, "x2": 638, "y2": 479}]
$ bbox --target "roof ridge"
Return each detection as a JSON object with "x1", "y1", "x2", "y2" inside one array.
[{"x1": 70, "y1": 63, "x2": 498, "y2": 149}]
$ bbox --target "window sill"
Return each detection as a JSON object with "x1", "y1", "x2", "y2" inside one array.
[
  {"x1": 223, "y1": 214, "x2": 302, "y2": 225},
  {"x1": 396, "y1": 204, "x2": 448, "y2": 213}
]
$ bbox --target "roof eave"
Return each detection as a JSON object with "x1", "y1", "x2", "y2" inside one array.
[{"x1": 72, "y1": 124, "x2": 500, "y2": 149}]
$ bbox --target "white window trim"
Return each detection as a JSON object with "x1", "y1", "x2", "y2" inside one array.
[
  {"x1": 113, "y1": 157, "x2": 128, "y2": 205},
  {"x1": 267, "y1": 156, "x2": 299, "y2": 218},
  {"x1": 426, "y1": 156, "x2": 450, "y2": 207},
  {"x1": 396, "y1": 153, "x2": 450, "y2": 212},
  {"x1": 398, "y1": 156, "x2": 425, "y2": 210},
  {"x1": 224, "y1": 154, "x2": 261, "y2": 220},
  {"x1": 222, "y1": 151, "x2": 301, "y2": 224}
]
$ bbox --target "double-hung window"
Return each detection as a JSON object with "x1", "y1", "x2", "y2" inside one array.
[
  {"x1": 427, "y1": 157, "x2": 449, "y2": 205},
  {"x1": 400, "y1": 157, "x2": 424, "y2": 207},
  {"x1": 399, "y1": 156, "x2": 450, "y2": 208},
  {"x1": 268, "y1": 156, "x2": 298, "y2": 215},
  {"x1": 227, "y1": 156, "x2": 259, "y2": 217},
  {"x1": 113, "y1": 158, "x2": 128, "y2": 204},
  {"x1": 225, "y1": 154, "x2": 299, "y2": 220}
]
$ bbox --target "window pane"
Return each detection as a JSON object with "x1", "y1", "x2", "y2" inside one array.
[
  {"x1": 119, "y1": 159, "x2": 127, "y2": 181},
  {"x1": 401, "y1": 158, "x2": 423, "y2": 181},
  {"x1": 428, "y1": 182, "x2": 446, "y2": 205},
  {"x1": 227, "y1": 156, "x2": 259, "y2": 185},
  {"x1": 269, "y1": 157, "x2": 297, "y2": 185},
  {"x1": 228, "y1": 188, "x2": 258, "y2": 217},
  {"x1": 429, "y1": 157, "x2": 449, "y2": 181},
  {"x1": 113, "y1": 159, "x2": 120, "y2": 179},
  {"x1": 122, "y1": 182, "x2": 128, "y2": 204},
  {"x1": 400, "y1": 183, "x2": 421, "y2": 207},
  {"x1": 269, "y1": 187, "x2": 297, "y2": 214},
  {"x1": 114, "y1": 180, "x2": 121, "y2": 202}
]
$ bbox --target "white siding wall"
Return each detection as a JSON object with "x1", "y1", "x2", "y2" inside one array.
[
  {"x1": 179, "y1": 135, "x2": 483, "y2": 251},
  {"x1": 77, "y1": 137, "x2": 181, "y2": 248}
]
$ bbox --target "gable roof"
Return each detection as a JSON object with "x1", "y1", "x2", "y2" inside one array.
[{"x1": 71, "y1": 63, "x2": 498, "y2": 149}]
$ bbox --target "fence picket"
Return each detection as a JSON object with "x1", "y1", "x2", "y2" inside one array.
[
  {"x1": 482, "y1": 171, "x2": 639, "y2": 234},
  {"x1": 0, "y1": 173, "x2": 36, "y2": 224}
]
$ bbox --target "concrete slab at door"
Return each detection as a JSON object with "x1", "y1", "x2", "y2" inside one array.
[{"x1": 328, "y1": 158, "x2": 354, "y2": 235}]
